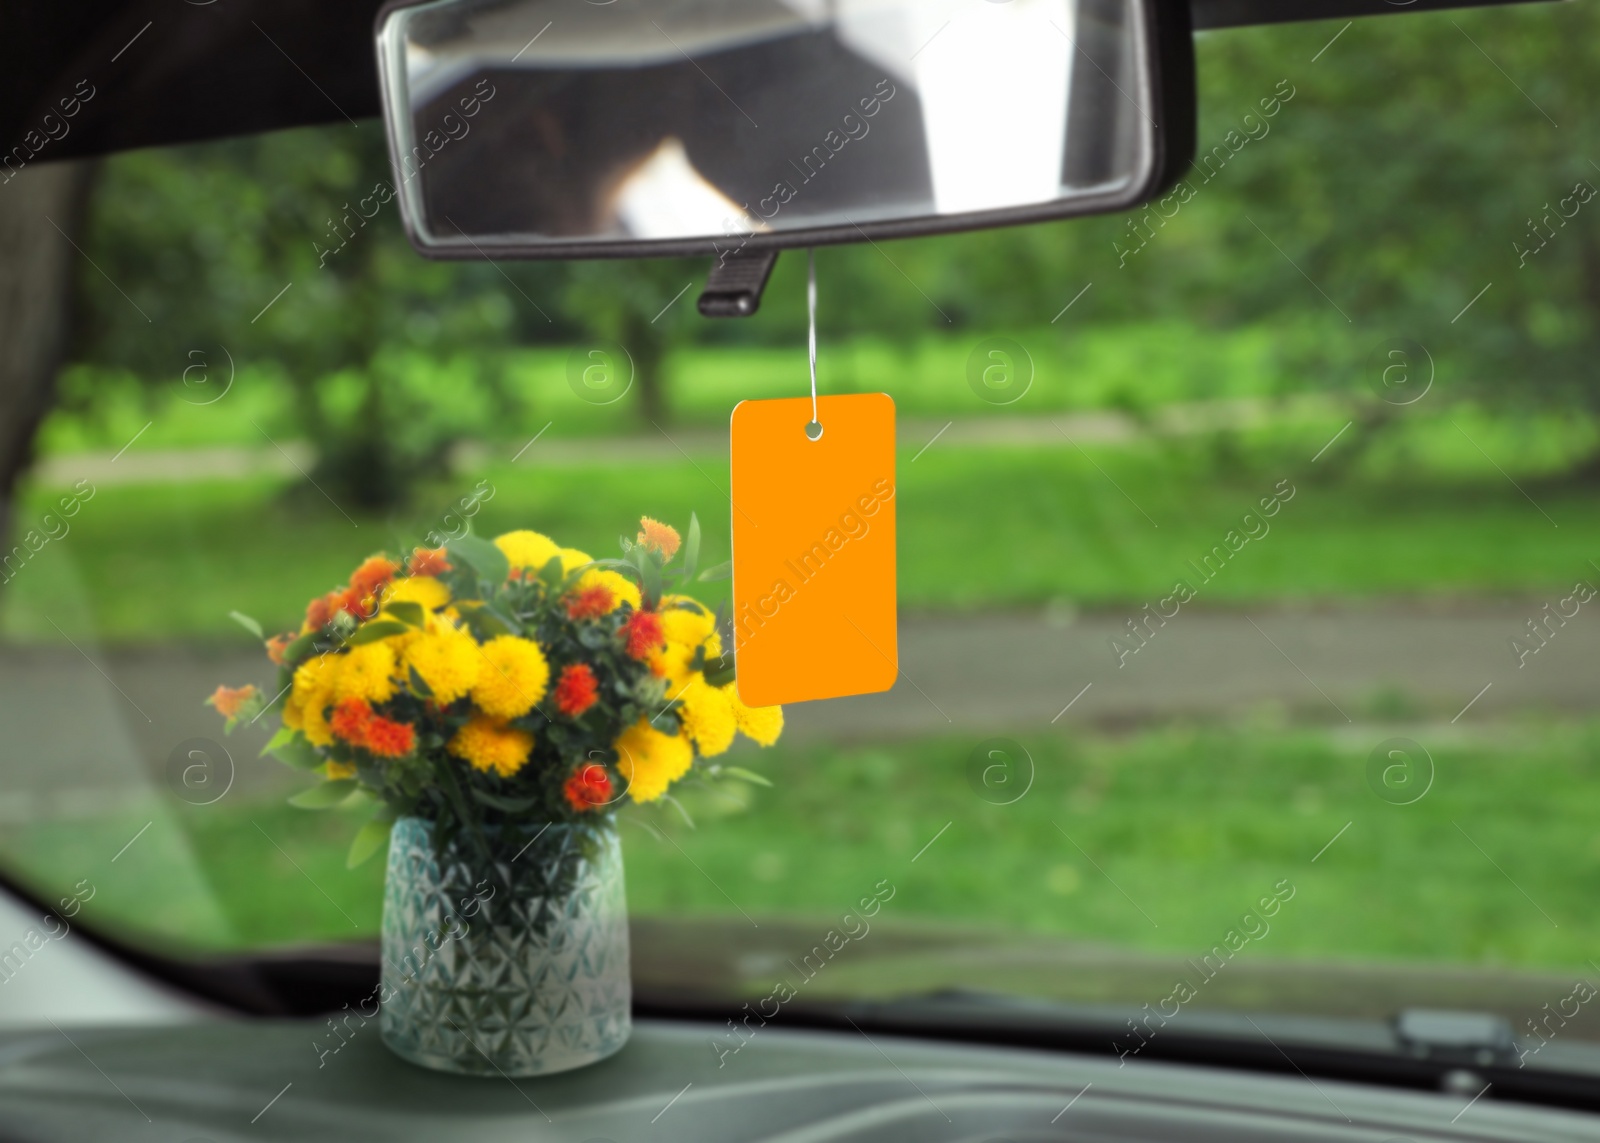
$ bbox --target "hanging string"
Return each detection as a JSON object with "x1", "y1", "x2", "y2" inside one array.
[{"x1": 806, "y1": 249, "x2": 821, "y2": 439}]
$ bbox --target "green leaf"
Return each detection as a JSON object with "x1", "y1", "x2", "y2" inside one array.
[
  {"x1": 537, "y1": 555, "x2": 566, "y2": 589},
  {"x1": 280, "y1": 631, "x2": 320, "y2": 666},
  {"x1": 260, "y1": 727, "x2": 296, "y2": 758},
  {"x1": 703, "y1": 653, "x2": 737, "y2": 688},
  {"x1": 719, "y1": 766, "x2": 773, "y2": 788},
  {"x1": 481, "y1": 604, "x2": 520, "y2": 632},
  {"x1": 385, "y1": 600, "x2": 426, "y2": 627},
  {"x1": 288, "y1": 779, "x2": 358, "y2": 809},
  {"x1": 682, "y1": 513, "x2": 702, "y2": 579},
  {"x1": 659, "y1": 793, "x2": 696, "y2": 829},
  {"x1": 698, "y1": 560, "x2": 732, "y2": 583},
  {"x1": 470, "y1": 788, "x2": 540, "y2": 813},
  {"x1": 638, "y1": 549, "x2": 663, "y2": 608},
  {"x1": 229, "y1": 610, "x2": 264, "y2": 640},
  {"x1": 459, "y1": 606, "x2": 512, "y2": 641},
  {"x1": 435, "y1": 755, "x2": 492, "y2": 861},
  {"x1": 347, "y1": 620, "x2": 410, "y2": 645},
  {"x1": 447, "y1": 533, "x2": 510, "y2": 586},
  {"x1": 271, "y1": 667, "x2": 293, "y2": 707},
  {"x1": 346, "y1": 817, "x2": 393, "y2": 869},
  {"x1": 438, "y1": 562, "x2": 480, "y2": 602},
  {"x1": 267, "y1": 733, "x2": 322, "y2": 771},
  {"x1": 408, "y1": 665, "x2": 434, "y2": 698}
]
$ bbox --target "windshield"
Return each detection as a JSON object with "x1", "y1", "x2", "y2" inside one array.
[{"x1": 3, "y1": 4, "x2": 1598, "y2": 1064}]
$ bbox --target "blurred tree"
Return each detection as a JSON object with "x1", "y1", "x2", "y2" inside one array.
[
  {"x1": 58, "y1": 1, "x2": 1600, "y2": 484},
  {"x1": 1179, "y1": 4, "x2": 1600, "y2": 471},
  {"x1": 70, "y1": 121, "x2": 567, "y2": 508},
  {"x1": 560, "y1": 257, "x2": 704, "y2": 426}
]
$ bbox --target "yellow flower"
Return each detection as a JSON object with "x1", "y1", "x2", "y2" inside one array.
[
  {"x1": 334, "y1": 641, "x2": 397, "y2": 704},
  {"x1": 650, "y1": 640, "x2": 699, "y2": 692},
  {"x1": 728, "y1": 686, "x2": 784, "y2": 747},
  {"x1": 403, "y1": 624, "x2": 480, "y2": 704},
  {"x1": 652, "y1": 601, "x2": 723, "y2": 691},
  {"x1": 559, "y1": 547, "x2": 592, "y2": 573},
  {"x1": 575, "y1": 568, "x2": 641, "y2": 613},
  {"x1": 382, "y1": 575, "x2": 451, "y2": 614},
  {"x1": 292, "y1": 653, "x2": 337, "y2": 700},
  {"x1": 613, "y1": 718, "x2": 694, "y2": 803},
  {"x1": 301, "y1": 702, "x2": 335, "y2": 747},
  {"x1": 660, "y1": 597, "x2": 720, "y2": 657},
  {"x1": 292, "y1": 655, "x2": 341, "y2": 747},
  {"x1": 678, "y1": 677, "x2": 736, "y2": 757},
  {"x1": 282, "y1": 690, "x2": 304, "y2": 732},
  {"x1": 471, "y1": 635, "x2": 550, "y2": 720},
  {"x1": 495, "y1": 530, "x2": 561, "y2": 578},
  {"x1": 660, "y1": 592, "x2": 704, "y2": 612},
  {"x1": 450, "y1": 717, "x2": 534, "y2": 778}
]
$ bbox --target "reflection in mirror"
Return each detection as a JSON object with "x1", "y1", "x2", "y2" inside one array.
[{"x1": 376, "y1": 0, "x2": 1173, "y2": 257}]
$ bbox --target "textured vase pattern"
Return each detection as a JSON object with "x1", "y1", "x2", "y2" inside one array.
[{"x1": 379, "y1": 815, "x2": 631, "y2": 1077}]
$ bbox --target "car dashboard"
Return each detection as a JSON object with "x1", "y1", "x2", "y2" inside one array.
[{"x1": 2, "y1": 1017, "x2": 1598, "y2": 1142}]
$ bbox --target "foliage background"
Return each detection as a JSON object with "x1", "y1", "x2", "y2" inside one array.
[
  {"x1": 54, "y1": 4, "x2": 1600, "y2": 505},
  {"x1": 8, "y1": 4, "x2": 1600, "y2": 984}
]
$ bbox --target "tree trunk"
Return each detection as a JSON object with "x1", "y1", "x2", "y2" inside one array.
[
  {"x1": 0, "y1": 160, "x2": 93, "y2": 545},
  {"x1": 621, "y1": 308, "x2": 667, "y2": 426},
  {"x1": 1560, "y1": 233, "x2": 1600, "y2": 483},
  {"x1": 1305, "y1": 402, "x2": 1395, "y2": 484}
]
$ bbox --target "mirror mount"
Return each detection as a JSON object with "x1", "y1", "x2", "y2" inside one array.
[{"x1": 697, "y1": 250, "x2": 781, "y2": 319}]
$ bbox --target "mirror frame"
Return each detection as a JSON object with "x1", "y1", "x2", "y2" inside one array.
[{"x1": 374, "y1": 0, "x2": 1196, "y2": 261}]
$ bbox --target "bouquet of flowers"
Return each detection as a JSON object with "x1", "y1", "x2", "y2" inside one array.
[{"x1": 208, "y1": 516, "x2": 781, "y2": 867}]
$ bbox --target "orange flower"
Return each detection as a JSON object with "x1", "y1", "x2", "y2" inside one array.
[
  {"x1": 565, "y1": 584, "x2": 615, "y2": 621},
  {"x1": 304, "y1": 590, "x2": 342, "y2": 632},
  {"x1": 207, "y1": 684, "x2": 258, "y2": 721},
  {"x1": 329, "y1": 697, "x2": 413, "y2": 758},
  {"x1": 407, "y1": 547, "x2": 451, "y2": 577},
  {"x1": 622, "y1": 610, "x2": 665, "y2": 660},
  {"x1": 636, "y1": 517, "x2": 681, "y2": 559},
  {"x1": 364, "y1": 716, "x2": 416, "y2": 758},
  {"x1": 265, "y1": 633, "x2": 293, "y2": 665},
  {"x1": 337, "y1": 584, "x2": 377, "y2": 622},
  {"x1": 330, "y1": 697, "x2": 374, "y2": 745},
  {"x1": 563, "y1": 763, "x2": 613, "y2": 812},
  {"x1": 555, "y1": 663, "x2": 599, "y2": 717},
  {"x1": 349, "y1": 555, "x2": 399, "y2": 599}
]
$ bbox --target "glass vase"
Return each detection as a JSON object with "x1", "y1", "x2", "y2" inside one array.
[{"x1": 379, "y1": 814, "x2": 631, "y2": 1077}]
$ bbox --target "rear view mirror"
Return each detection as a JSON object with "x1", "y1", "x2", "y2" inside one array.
[{"x1": 375, "y1": 0, "x2": 1194, "y2": 262}]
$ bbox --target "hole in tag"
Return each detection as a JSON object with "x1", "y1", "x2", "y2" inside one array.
[{"x1": 805, "y1": 421, "x2": 824, "y2": 441}]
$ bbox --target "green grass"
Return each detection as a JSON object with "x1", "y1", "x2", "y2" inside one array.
[
  {"x1": 11, "y1": 358, "x2": 1599, "y2": 977},
  {"x1": 36, "y1": 320, "x2": 1311, "y2": 457},
  {"x1": 9, "y1": 722, "x2": 1600, "y2": 971},
  {"x1": 8, "y1": 431, "x2": 1600, "y2": 642}
]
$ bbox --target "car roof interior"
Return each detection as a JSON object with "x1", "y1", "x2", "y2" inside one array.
[{"x1": 2, "y1": 0, "x2": 1555, "y2": 164}]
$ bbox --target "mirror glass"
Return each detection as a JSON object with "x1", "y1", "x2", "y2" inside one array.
[{"x1": 376, "y1": 0, "x2": 1168, "y2": 257}]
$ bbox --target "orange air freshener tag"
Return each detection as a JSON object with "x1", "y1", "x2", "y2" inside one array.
[{"x1": 730, "y1": 392, "x2": 897, "y2": 707}]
